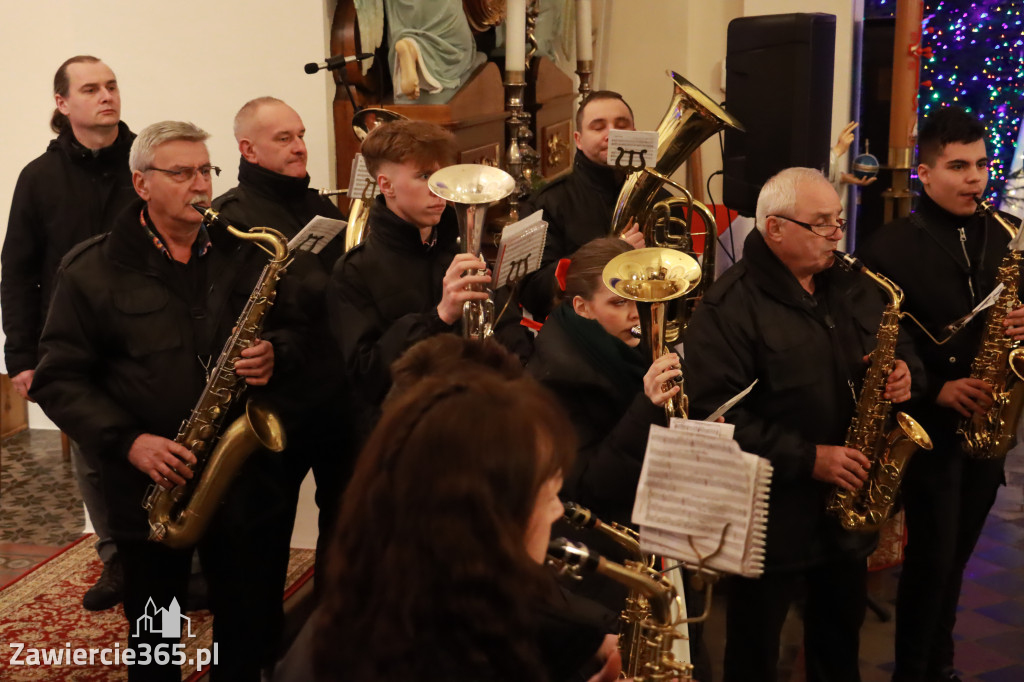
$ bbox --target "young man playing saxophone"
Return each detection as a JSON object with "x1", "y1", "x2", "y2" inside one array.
[{"x1": 858, "y1": 106, "x2": 1024, "y2": 682}]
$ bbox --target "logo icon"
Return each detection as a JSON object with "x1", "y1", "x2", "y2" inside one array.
[{"x1": 132, "y1": 597, "x2": 194, "y2": 639}]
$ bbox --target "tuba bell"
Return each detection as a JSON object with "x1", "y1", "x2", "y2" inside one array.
[
  {"x1": 428, "y1": 164, "x2": 516, "y2": 340},
  {"x1": 602, "y1": 247, "x2": 702, "y2": 419},
  {"x1": 612, "y1": 71, "x2": 744, "y2": 343}
]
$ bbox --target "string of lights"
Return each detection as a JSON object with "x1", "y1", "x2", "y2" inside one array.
[{"x1": 867, "y1": 0, "x2": 1024, "y2": 202}]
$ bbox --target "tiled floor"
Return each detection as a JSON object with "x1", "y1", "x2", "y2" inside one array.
[
  {"x1": 3, "y1": 429, "x2": 1024, "y2": 680},
  {"x1": 0, "y1": 430, "x2": 83, "y2": 586}
]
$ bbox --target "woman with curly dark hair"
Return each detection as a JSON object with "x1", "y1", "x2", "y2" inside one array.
[{"x1": 293, "y1": 365, "x2": 619, "y2": 682}]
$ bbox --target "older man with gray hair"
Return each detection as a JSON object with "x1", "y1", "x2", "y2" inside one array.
[
  {"x1": 683, "y1": 167, "x2": 919, "y2": 682},
  {"x1": 32, "y1": 120, "x2": 296, "y2": 681}
]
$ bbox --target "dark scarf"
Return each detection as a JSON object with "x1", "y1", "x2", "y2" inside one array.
[{"x1": 549, "y1": 302, "x2": 646, "y2": 410}]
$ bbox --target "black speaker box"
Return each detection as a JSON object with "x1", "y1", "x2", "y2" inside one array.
[{"x1": 723, "y1": 13, "x2": 837, "y2": 217}]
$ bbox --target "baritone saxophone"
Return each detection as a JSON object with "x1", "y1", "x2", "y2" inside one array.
[
  {"x1": 827, "y1": 251, "x2": 933, "y2": 532},
  {"x1": 143, "y1": 207, "x2": 290, "y2": 548}
]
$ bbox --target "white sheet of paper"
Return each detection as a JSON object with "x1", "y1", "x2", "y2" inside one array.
[
  {"x1": 492, "y1": 210, "x2": 548, "y2": 288},
  {"x1": 669, "y1": 417, "x2": 734, "y2": 439},
  {"x1": 704, "y1": 380, "x2": 758, "y2": 423},
  {"x1": 287, "y1": 216, "x2": 347, "y2": 253},
  {"x1": 347, "y1": 153, "x2": 380, "y2": 201},
  {"x1": 607, "y1": 129, "x2": 658, "y2": 170}
]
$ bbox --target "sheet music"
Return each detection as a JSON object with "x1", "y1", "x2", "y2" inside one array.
[
  {"x1": 287, "y1": 216, "x2": 347, "y2": 253},
  {"x1": 704, "y1": 380, "x2": 758, "y2": 423},
  {"x1": 632, "y1": 424, "x2": 771, "y2": 576},
  {"x1": 607, "y1": 129, "x2": 659, "y2": 170},
  {"x1": 347, "y1": 153, "x2": 380, "y2": 201},
  {"x1": 492, "y1": 210, "x2": 548, "y2": 288},
  {"x1": 669, "y1": 418, "x2": 734, "y2": 439}
]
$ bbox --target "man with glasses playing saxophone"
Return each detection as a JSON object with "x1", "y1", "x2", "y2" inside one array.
[
  {"x1": 31, "y1": 121, "x2": 301, "y2": 681},
  {"x1": 684, "y1": 167, "x2": 919, "y2": 682}
]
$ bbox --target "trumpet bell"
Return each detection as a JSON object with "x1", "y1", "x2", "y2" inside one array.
[
  {"x1": 602, "y1": 247, "x2": 702, "y2": 303},
  {"x1": 428, "y1": 164, "x2": 515, "y2": 258}
]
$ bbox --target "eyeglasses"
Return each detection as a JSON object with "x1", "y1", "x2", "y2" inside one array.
[
  {"x1": 769, "y1": 215, "x2": 848, "y2": 238},
  {"x1": 145, "y1": 165, "x2": 221, "y2": 183}
]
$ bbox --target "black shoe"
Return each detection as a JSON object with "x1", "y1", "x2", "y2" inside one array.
[{"x1": 82, "y1": 557, "x2": 124, "y2": 611}]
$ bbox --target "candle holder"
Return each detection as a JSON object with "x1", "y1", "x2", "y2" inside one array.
[
  {"x1": 576, "y1": 59, "x2": 594, "y2": 100},
  {"x1": 503, "y1": 70, "x2": 539, "y2": 216}
]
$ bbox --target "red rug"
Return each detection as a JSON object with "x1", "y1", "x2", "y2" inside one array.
[{"x1": 0, "y1": 535, "x2": 314, "y2": 681}]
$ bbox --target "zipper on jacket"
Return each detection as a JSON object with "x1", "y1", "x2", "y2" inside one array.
[{"x1": 958, "y1": 227, "x2": 976, "y2": 304}]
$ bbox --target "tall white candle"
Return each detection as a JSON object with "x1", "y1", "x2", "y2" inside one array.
[
  {"x1": 505, "y1": 0, "x2": 526, "y2": 72},
  {"x1": 576, "y1": 0, "x2": 593, "y2": 61}
]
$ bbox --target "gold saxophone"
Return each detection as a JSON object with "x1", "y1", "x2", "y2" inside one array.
[
  {"x1": 548, "y1": 538, "x2": 695, "y2": 682},
  {"x1": 143, "y1": 207, "x2": 289, "y2": 548},
  {"x1": 958, "y1": 198, "x2": 1024, "y2": 459},
  {"x1": 827, "y1": 251, "x2": 933, "y2": 532},
  {"x1": 563, "y1": 502, "x2": 652, "y2": 674}
]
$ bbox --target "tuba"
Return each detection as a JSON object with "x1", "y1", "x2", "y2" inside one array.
[
  {"x1": 826, "y1": 251, "x2": 933, "y2": 532},
  {"x1": 144, "y1": 207, "x2": 289, "y2": 548},
  {"x1": 602, "y1": 247, "x2": 702, "y2": 419},
  {"x1": 548, "y1": 538, "x2": 695, "y2": 681},
  {"x1": 958, "y1": 198, "x2": 1024, "y2": 459},
  {"x1": 428, "y1": 164, "x2": 516, "y2": 340},
  {"x1": 611, "y1": 71, "x2": 744, "y2": 343}
]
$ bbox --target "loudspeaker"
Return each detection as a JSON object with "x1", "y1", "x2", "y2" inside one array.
[{"x1": 723, "y1": 13, "x2": 837, "y2": 217}]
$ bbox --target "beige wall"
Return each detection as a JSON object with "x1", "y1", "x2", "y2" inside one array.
[{"x1": 0, "y1": 0, "x2": 338, "y2": 426}]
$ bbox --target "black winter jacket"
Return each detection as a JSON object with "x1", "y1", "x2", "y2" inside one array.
[
  {"x1": 683, "y1": 229, "x2": 914, "y2": 570},
  {"x1": 519, "y1": 153, "x2": 627, "y2": 318},
  {"x1": 213, "y1": 158, "x2": 349, "y2": 430},
  {"x1": 2, "y1": 122, "x2": 136, "y2": 375},
  {"x1": 527, "y1": 307, "x2": 664, "y2": 525},
  {"x1": 31, "y1": 199, "x2": 300, "y2": 540},
  {"x1": 328, "y1": 196, "x2": 531, "y2": 409},
  {"x1": 857, "y1": 191, "x2": 1015, "y2": 447}
]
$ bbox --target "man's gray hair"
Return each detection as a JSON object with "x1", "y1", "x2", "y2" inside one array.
[
  {"x1": 233, "y1": 96, "x2": 286, "y2": 141},
  {"x1": 129, "y1": 121, "x2": 210, "y2": 173},
  {"x1": 755, "y1": 167, "x2": 831, "y2": 234}
]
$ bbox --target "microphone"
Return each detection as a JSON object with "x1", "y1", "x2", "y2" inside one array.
[{"x1": 304, "y1": 52, "x2": 374, "y2": 74}]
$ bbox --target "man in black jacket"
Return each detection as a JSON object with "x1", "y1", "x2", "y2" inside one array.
[
  {"x1": 518, "y1": 91, "x2": 645, "y2": 319},
  {"x1": 1, "y1": 55, "x2": 136, "y2": 611},
  {"x1": 32, "y1": 121, "x2": 294, "y2": 682},
  {"x1": 213, "y1": 96, "x2": 353, "y2": 584},
  {"x1": 684, "y1": 167, "x2": 916, "y2": 682},
  {"x1": 857, "y1": 107, "x2": 1024, "y2": 682},
  {"x1": 328, "y1": 119, "x2": 528, "y2": 412}
]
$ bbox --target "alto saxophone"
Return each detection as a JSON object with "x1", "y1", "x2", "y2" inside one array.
[
  {"x1": 143, "y1": 207, "x2": 290, "y2": 548},
  {"x1": 958, "y1": 198, "x2": 1024, "y2": 459},
  {"x1": 827, "y1": 251, "x2": 933, "y2": 532},
  {"x1": 548, "y1": 538, "x2": 694, "y2": 682}
]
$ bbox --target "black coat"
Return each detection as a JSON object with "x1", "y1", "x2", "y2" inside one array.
[
  {"x1": 2, "y1": 122, "x2": 136, "y2": 375},
  {"x1": 519, "y1": 153, "x2": 627, "y2": 319},
  {"x1": 857, "y1": 191, "x2": 1014, "y2": 446},
  {"x1": 527, "y1": 306, "x2": 664, "y2": 526},
  {"x1": 683, "y1": 229, "x2": 912, "y2": 570},
  {"x1": 30, "y1": 199, "x2": 300, "y2": 540},
  {"x1": 328, "y1": 196, "x2": 461, "y2": 407},
  {"x1": 213, "y1": 158, "x2": 349, "y2": 430}
]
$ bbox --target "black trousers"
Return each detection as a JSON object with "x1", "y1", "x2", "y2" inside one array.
[
  {"x1": 119, "y1": 458, "x2": 294, "y2": 682},
  {"x1": 892, "y1": 445, "x2": 1004, "y2": 682},
  {"x1": 723, "y1": 558, "x2": 867, "y2": 682}
]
